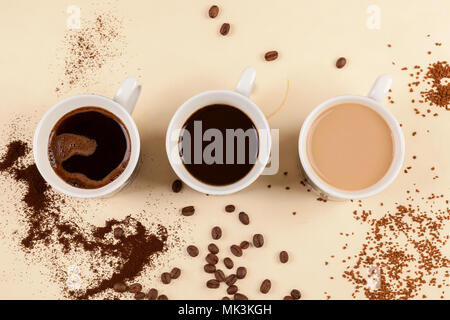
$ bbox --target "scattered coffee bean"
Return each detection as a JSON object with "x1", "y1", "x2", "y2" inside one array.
[
  {"x1": 234, "y1": 293, "x2": 248, "y2": 300},
  {"x1": 207, "y1": 279, "x2": 220, "y2": 289},
  {"x1": 236, "y1": 267, "x2": 247, "y2": 279},
  {"x1": 230, "y1": 245, "x2": 243, "y2": 257},
  {"x1": 290, "y1": 289, "x2": 301, "y2": 300},
  {"x1": 187, "y1": 245, "x2": 199, "y2": 257},
  {"x1": 113, "y1": 227, "x2": 124, "y2": 239},
  {"x1": 181, "y1": 206, "x2": 195, "y2": 216},
  {"x1": 283, "y1": 295, "x2": 294, "y2": 300},
  {"x1": 158, "y1": 295, "x2": 168, "y2": 300},
  {"x1": 238, "y1": 212, "x2": 250, "y2": 225},
  {"x1": 211, "y1": 226, "x2": 222, "y2": 239},
  {"x1": 280, "y1": 251, "x2": 289, "y2": 263},
  {"x1": 208, "y1": 243, "x2": 219, "y2": 254},
  {"x1": 161, "y1": 272, "x2": 171, "y2": 284},
  {"x1": 147, "y1": 288, "x2": 158, "y2": 300},
  {"x1": 225, "y1": 204, "x2": 235, "y2": 212},
  {"x1": 336, "y1": 57, "x2": 347, "y2": 69},
  {"x1": 224, "y1": 257, "x2": 234, "y2": 269},
  {"x1": 171, "y1": 179, "x2": 182, "y2": 193},
  {"x1": 265, "y1": 51, "x2": 278, "y2": 61},
  {"x1": 225, "y1": 274, "x2": 237, "y2": 286},
  {"x1": 204, "y1": 264, "x2": 216, "y2": 273},
  {"x1": 222, "y1": 296, "x2": 230, "y2": 300},
  {"x1": 129, "y1": 283, "x2": 142, "y2": 293},
  {"x1": 260, "y1": 279, "x2": 271, "y2": 294},
  {"x1": 253, "y1": 234, "x2": 264, "y2": 248},
  {"x1": 113, "y1": 282, "x2": 127, "y2": 293},
  {"x1": 135, "y1": 292, "x2": 146, "y2": 300},
  {"x1": 206, "y1": 253, "x2": 219, "y2": 265},
  {"x1": 208, "y1": 5, "x2": 219, "y2": 18},
  {"x1": 214, "y1": 269, "x2": 226, "y2": 282},
  {"x1": 220, "y1": 23, "x2": 230, "y2": 36},
  {"x1": 240, "y1": 241, "x2": 250, "y2": 249},
  {"x1": 227, "y1": 285, "x2": 238, "y2": 295},
  {"x1": 170, "y1": 267, "x2": 181, "y2": 279}
]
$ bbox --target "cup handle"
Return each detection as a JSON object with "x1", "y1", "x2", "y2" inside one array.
[
  {"x1": 367, "y1": 74, "x2": 392, "y2": 102},
  {"x1": 235, "y1": 67, "x2": 256, "y2": 97},
  {"x1": 113, "y1": 77, "x2": 142, "y2": 114}
]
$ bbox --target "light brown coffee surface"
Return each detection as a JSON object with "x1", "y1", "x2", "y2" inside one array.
[{"x1": 307, "y1": 103, "x2": 393, "y2": 191}]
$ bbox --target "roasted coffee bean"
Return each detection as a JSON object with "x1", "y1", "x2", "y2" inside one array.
[
  {"x1": 207, "y1": 279, "x2": 220, "y2": 289},
  {"x1": 283, "y1": 295, "x2": 294, "y2": 300},
  {"x1": 129, "y1": 283, "x2": 142, "y2": 293},
  {"x1": 170, "y1": 267, "x2": 181, "y2": 279},
  {"x1": 265, "y1": 51, "x2": 278, "y2": 61},
  {"x1": 280, "y1": 251, "x2": 289, "y2": 263},
  {"x1": 253, "y1": 234, "x2": 264, "y2": 248},
  {"x1": 181, "y1": 206, "x2": 195, "y2": 216},
  {"x1": 206, "y1": 253, "x2": 219, "y2": 265},
  {"x1": 227, "y1": 285, "x2": 238, "y2": 295},
  {"x1": 260, "y1": 279, "x2": 271, "y2": 294},
  {"x1": 222, "y1": 296, "x2": 230, "y2": 300},
  {"x1": 225, "y1": 204, "x2": 235, "y2": 212},
  {"x1": 208, "y1": 243, "x2": 219, "y2": 254},
  {"x1": 135, "y1": 292, "x2": 146, "y2": 300},
  {"x1": 220, "y1": 23, "x2": 230, "y2": 35},
  {"x1": 290, "y1": 289, "x2": 301, "y2": 300},
  {"x1": 223, "y1": 257, "x2": 234, "y2": 269},
  {"x1": 238, "y1": 212, "x2": 250, "y2": 225},
  {"x1": 234, "y1": 293, "x2": 248, "y2": 300},
  {"x1": 336, "y1": 57, "x2": 347, "y2": 69},
  {"x1": 171, "y1": 179, "x2": 182, "y2": 193},
  {"x1": 236, "y1": 267, "x2": 247, "y2": 279},
  {"x1": 211, "y1": 226, "x2": 222, "y2": 239},
  {"x1": 161, "y1": 272, "x2": 171, "y2": 284},
  {"x1": 147, "y1": 288, "x2": 158, "y2": 300},
  {"x1": 113, "y1": 282, "x2": 127, "y2": 293},
  {"x1": 208, "y1": 5, "x2": 219, "y2": 18},
  {"x1": 240, "y1": 241, "x2": 250, "y2": 249},
  {"x1": 158, "y1": 295, "x2": 168, "y2": 300},
  {"x1": 187, "y1": 245, "x2": 199, "y2": 257},
  {"x1": 230, "y1": 245, "x2": 243, "y2": 257},
  {"x1": 204, "y1": 264, "x2": 216, "y2": 273},
  {"x1": 225, "y1": 274, "x2": 237, "y2": 286},
  {"x1": 214, "y1": 269, "x2": 226, "y2": 282},
  {"x1": 113, "y1": 227, "x2": 124, "y2": 239}
]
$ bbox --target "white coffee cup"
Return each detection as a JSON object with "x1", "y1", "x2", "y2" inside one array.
[
  {"x1": 166, "y1": 67, "x2": 272, "y2": 195},
  {"x1": 298, "y1": 75, "x2": 405, "y2": 200},
  {"x1": 33, "y1": 77, "x2": 142, "y2": 198}
]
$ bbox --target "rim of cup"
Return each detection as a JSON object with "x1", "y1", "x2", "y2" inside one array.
[
  {"x1": 33, "y1": 94, "x2": 141, "y2": 198},
  {"x1": 298, "y1": 94, "x2": 405, "y2": 200},
  {"x1": 166, "y1": 89, "x2": 271, "y2": 195}
]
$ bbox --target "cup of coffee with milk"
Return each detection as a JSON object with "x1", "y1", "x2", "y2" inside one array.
[{"x1": 298, "y1": 75, "x2": 405, "y2": 200}]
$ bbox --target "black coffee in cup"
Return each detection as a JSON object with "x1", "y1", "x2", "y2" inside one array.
[
  {"x1": 179, "y1": 104, "x2": 259, "y2": 185},
  {"x1": 48, "y1": 107, "x2": 131, "y2": 189}
]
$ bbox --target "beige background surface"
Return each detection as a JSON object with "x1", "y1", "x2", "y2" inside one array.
[{"x1": 0, "y1": 0, "x2": 449, "y2": 299}]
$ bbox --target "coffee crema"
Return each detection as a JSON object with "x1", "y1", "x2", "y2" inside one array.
[
  {"x1": 307, "y1": 103, "x2": 393, "y2": 191},
  {"x1": 179, "y1": 104, "x2": 259, "y2": 186},
  {"x1": 48, "y1": 107, "x2": 131, "y2": 189}
]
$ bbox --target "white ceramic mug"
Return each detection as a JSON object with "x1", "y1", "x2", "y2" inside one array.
[
  {"x1": 298, "y1": 75, "x2": 405, "y2": 200},
  {"x1": 166, "y1": 67, "x2": 272, "y2": 195},
  {"x1": 33, "y1": 77, "x2": 142, "y2": 198}
]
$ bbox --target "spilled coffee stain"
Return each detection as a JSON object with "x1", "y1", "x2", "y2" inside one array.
[{"x1": 267, "y1": 79, "x2": 290, "y2": 119}]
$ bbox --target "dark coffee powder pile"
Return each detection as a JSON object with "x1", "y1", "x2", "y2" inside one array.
[{"x1": 0, "y1": 140, "x2": 168, "y2": 299}]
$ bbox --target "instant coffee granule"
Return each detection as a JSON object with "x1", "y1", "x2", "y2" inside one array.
[
  {"x1": 401, "y1": 59, "x2": 450, "y2": 115},
  {"x1": 328, "y1": 193, "x2": 450, "y2": 300}
]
